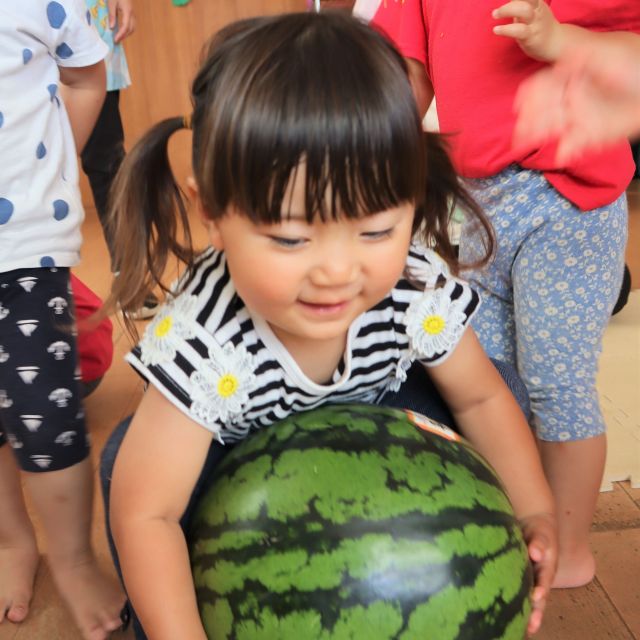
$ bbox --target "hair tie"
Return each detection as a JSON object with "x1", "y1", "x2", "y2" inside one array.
[{"x1": 183, "y1": 113, "x2": 192, "y2": 130}]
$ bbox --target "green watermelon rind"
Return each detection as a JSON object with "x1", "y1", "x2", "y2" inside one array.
[{"x1": 189, "y1": 404, "x2": 532, "y2": 639}]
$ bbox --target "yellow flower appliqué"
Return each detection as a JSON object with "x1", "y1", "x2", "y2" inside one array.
[
  {"x1": 422, "y1": 315, "x2": 446, "y2": 335},
  {"x1": 406, "y1": 288, "x2": 468, "y2": 359},
  {"x1": 155, "y1": 316, "x2": 173, "y2": 338},
  {"x1": 217, "y1": 374, "x2": 239, "y2": 398},
  {"x1": 139, "y1": 295, "x2": 198, "y2": 366},
  {"x1": 190, "y1": 342, "x2": 257, "y2": 425}
]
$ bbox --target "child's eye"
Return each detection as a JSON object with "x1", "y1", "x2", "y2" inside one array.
[
  {"x1": 361, "y1": 228, "x2": 394, "y2": 240},
  {"x1": 269, "y1": 236, "x2": 306, "y2": 248}
]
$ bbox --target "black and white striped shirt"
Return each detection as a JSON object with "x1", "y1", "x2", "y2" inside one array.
[{"x1": 127, "y1": 244, "x2": 479, "y2": 443}]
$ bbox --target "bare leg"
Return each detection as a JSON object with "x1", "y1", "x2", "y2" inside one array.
[
  {"x1": 23, "y1": 457, "x2": 125, "y2": 640},
  {"x1": 539, "y1": 434, "x2": 606, "y2": 588},
  {"x1": 0, "y1": 445, "x2": 39, "y2": 624}
]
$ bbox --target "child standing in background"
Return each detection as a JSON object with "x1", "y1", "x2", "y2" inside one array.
[
  {"x1": 0, "y1": 2, "x2": 125, "y2": 638},
  {"x1": 81, "y1": 0, "x2": 134, "y2": 267},
  {"x1": 82, "y1": 0, "x2": 159, "y2": 319},
  {"x1": 361, "y1": 0, "x2": 640, "y2": 588},
  {"x1": 101, "y1": 13, "x2": 556, "y2": 638}
]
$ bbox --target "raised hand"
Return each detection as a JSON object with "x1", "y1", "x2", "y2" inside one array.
[
  {"x1": 514, "y1": 42, "x2": 640, "y2": 162},
  {"x1": 492, "y1": 0, "x2": 561, "y2": 62}
]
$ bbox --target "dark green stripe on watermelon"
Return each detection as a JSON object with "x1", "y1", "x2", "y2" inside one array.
[{"x1": 188, "y1": 404, "x2": 532, "y2": 639}]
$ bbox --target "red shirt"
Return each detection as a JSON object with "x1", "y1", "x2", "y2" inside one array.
[{"x1": 370, "y1": 0, "x2": 640, "y2": 210}]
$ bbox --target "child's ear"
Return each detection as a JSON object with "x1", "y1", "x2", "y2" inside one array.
[{"x1": 186, "y1": 176, "x2": 224, "y2": 250}]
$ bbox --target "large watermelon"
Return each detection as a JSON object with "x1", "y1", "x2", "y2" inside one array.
[{"x1": 188, "y1": 404, "x2": 532, "y2": 639}]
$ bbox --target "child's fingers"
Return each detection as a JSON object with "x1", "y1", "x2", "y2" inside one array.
[
  {"x1": 513, "y1": 73, "x2": 566, "y2": 147},
  {"x1": 518, "y1": 514, "x2": 557, "y2": 637},
  {"x1": 108, "y1": 1, "x2": 136, "y2": 43},
  {"x1": 555, "y1": 75, "x2": 612, "y2": 162},
  {"x1": 107, "y1": 0, "x2": 117, "y2": 29},
  {"x1": 493, "y1": 22, "x2": 533, "y2": 39},
  {"x1": 528, "y1": 537, "x2": 555, "y2": 596},
  {"x1": 526, "y1": 546, "x2": 553, "y2": 636},
  {"x1": 527, "y1": 605, "x2": 544, "y2": 636},
  {"x1": 492, "y1": 1, "x2": 538, "y2": 23},
  {"x1": 516, "y1": 83, "x2": 563, "y2": 134},
  {"x1": 113, "y1": 13, "x2": 135, "y2": 43},
  {"x1": 533, "y1": 558, "x2": 554, "y2": 596},
  {"x1": 555, "y1": 127, "x2": 597, "y2": 164},
  {"x1": 527, "y1": 579, "x2": 551, "y2": 635}
]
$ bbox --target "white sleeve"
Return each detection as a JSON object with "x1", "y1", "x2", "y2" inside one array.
[
  {"x1": 43, "y1": 0, "x2": 108, "y2": 67},
  {"x1": 353, "y1": 0, "x2": 383, "y2": 22}
]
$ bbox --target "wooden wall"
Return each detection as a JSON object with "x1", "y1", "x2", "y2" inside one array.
[{"x1": 121, "y1": 0, "x2": 305, "y2": 142}]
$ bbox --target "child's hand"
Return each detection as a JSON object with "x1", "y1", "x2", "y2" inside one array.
[
  {"x1": 514, "y1": 45, "x2": 640, "y2": 162},
  {"x1": 519, "y1": 512, "x2": 558, "y2": 636},
  {"x1": 107, "y1": 0, "x2": 136, "y2": 44},
  {"x1": 492, "y1": 0, "x2": 561, "y2": 62}
]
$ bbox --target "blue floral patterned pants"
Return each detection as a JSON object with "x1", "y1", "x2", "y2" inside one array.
[{"x1": 460, "y1": 166, "x2": 627, "y2": 442}]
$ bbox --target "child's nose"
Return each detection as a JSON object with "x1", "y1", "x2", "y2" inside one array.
[{"x1": 311, "y1": 249, "x2": 359, "y2": 287}]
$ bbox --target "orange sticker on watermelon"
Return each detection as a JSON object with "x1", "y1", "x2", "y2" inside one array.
[{"x1": 404, "y1": 410, "x2": 461, "y2": 442}]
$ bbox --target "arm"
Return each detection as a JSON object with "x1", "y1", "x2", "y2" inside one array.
[
  {"x1": 110, "y1": 386, "x2": 214, "y2": 639},
  {"x1": 513, "y1": 32, "x2": 640, "y2": 161},
  {"x1": 406, "y1": 57, "x2": 435, "y2": 120},
  {"x1": 428, "y1": 329, "x2": 557, "y2": 636},
  {"x1": 492, "y1": 0, "x2": 638, "y2": 63},
  {"x1": 107, "y1": 0, "x2": 136, "y2": 43},
  {"x1": 58, "y1": 62, "x2": 106, "y2": 153},
  {"x1": 358, "y1": 0, "x2": 434, "y2": 118}
]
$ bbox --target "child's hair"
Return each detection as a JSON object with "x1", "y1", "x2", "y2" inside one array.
[{"x1": 106, "y1": 12, "x2": 493, "y2": 328}]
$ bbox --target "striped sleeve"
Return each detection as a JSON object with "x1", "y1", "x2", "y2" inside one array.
[
  {"x1": 400, "y1": 247, "x2": 480, "y2": 366},
  {"x1": 125, "y1": 253, "x2": 258, "y2": 442}
]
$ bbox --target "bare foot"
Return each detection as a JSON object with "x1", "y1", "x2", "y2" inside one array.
[
  {"x1": 552, "y1": 548, "x2": 596, "y2": 588},
  {"x1": 0, "y1": 540, "x2": 39, "y2": 624},
  {"x1": 49, "y1": 553, "x2": 126, "y2": 640}
]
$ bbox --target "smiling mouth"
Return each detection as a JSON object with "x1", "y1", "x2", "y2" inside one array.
[{"x1": 298, "y1": 300, "x2": 350, "y2": 315}]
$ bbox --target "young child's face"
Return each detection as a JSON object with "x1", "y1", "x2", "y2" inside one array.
[{"x1": 205, "y1": 171, "x2": 415, "y2": 353}]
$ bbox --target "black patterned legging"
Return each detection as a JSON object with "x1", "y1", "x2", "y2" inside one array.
[{"x1": 0, "y1": 267, "x2": 89, "y2": 472}]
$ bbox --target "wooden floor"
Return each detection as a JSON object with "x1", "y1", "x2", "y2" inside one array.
[{"x1": 0, "y1": 183, "x2": 639, "y2": 639}]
